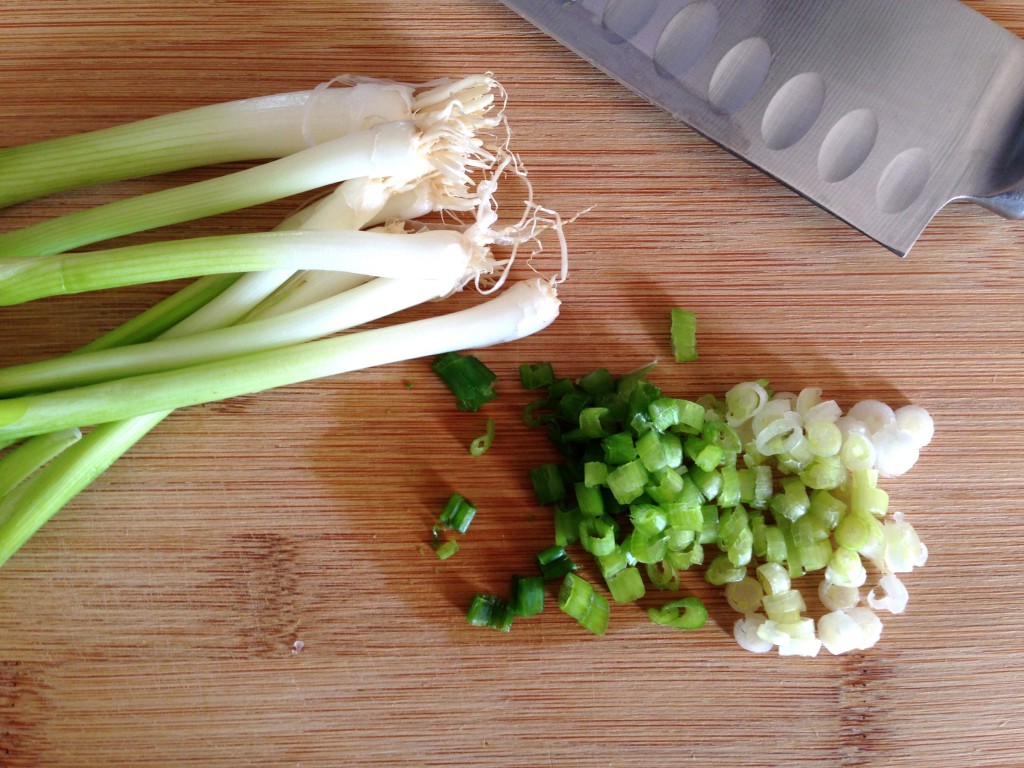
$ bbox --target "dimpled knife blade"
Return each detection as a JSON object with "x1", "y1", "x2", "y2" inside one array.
[{"x1": 499, "y1": 0, "x2": 1024, "y2": 255}]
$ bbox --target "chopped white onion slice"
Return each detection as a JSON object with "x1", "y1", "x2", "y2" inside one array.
[
  {"x1": 867, "y1": 573, "x2": 909, "y2": 614},
  {"x1": 872, "y1": 424, "x2": 920, "y2": 478},
  {"x1": 848, "y1": 400, "x2": 896, "y2": 434},
  {"x1": 778, "y1": 637, "x2": 823, "y2": 657},
  {"x1": 819, "y1": 579, "x2": 861, "y2": 612},
  {"x1": 847, "y1": 606, "x2": 884, "y2": 649},
  {"x1": 734, "y1": 613, "x2": 773, "y2": 653},
  {"x1": 882, "y1": 517, "x2": 928, "y2": 572},
  {"x1": 818, "y1": 610, "x2": 864, "y2": 655},
  {"x1": 895, "y1": 404, "x2": 934, "y2": 449}
]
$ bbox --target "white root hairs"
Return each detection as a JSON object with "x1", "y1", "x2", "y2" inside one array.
[{"x1": 300, "y1": 73, "x2": 574, "y2": 297}]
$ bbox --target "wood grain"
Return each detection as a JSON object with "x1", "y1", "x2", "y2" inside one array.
[{"x1": 1, "y1": 2, "x2": 1023, "y2": 766}]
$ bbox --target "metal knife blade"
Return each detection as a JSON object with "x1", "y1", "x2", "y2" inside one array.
[{"x1": 498, "y1": 0, "x2": 1024, "y2": 255}]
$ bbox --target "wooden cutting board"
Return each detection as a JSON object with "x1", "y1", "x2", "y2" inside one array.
[{"x1": 1, "y1": 2, "x2": 1022, "y2": 766}]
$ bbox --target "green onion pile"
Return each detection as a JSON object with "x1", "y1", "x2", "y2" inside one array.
[
  {"x1": 0, "y1": 74, "x2": 567, "y2": 568},
  {"x1": 467, "y1": 353, "x2": 932, "y2": 656}
]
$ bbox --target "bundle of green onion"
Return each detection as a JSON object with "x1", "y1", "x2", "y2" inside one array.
[
  {"x1": 0, "y1": 74, "x2": 566, "y2": 567},
  {"x1": 519, "y1": 362, "x2": 932, "y2": 656}
]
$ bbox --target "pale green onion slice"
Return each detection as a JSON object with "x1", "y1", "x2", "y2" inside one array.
[
  {"x1": 872, "y1": 424, "x2": 920, "y2": 478},
  {"x1": 848, "y1": 399, "x2": 896, "y2": 434},
  {"x1": 725, "y1": 576, "x2": 764, "y2": 613},
  {"x1": 818, "y1": 579, "x2": 861, "y2": 612},
  {"x1": 804, "y1": 419, "x2": 842, "y2": 457},
  {"x1": 724, "y1": 381, "x2": 768, "y2": 427},
  {"x1": 754, "y1": 412, "x2": 803, "y2": 456},
  {"x1": 824, "y1": 547, "x2": 867, "y2": 588},
  {"x1": 818, "y1": 610, "x2": 865, "y2": 655},
  {"x1": 840, "y1": 430, "x2": 876, "y2": 472},
  {"x1": 803, "y1": 398, "x2": 842, "y2": 424},
  {"x1": 847, "y1": 606, "x2": 884, "y2": 649},
  {"x1": 881, "y1": 516, "x2": 929, "y2": 572},
  {"x1": 867, "y1": 573, "x2": 909, "y2": 614},
  {"x1": 733, "y1": 613, "x2": 773, "y2": 653},
  {"x1": 795, "y1": 386, "x2": 822, "y2": 417},
  {"x1": 895, "y1": 404, "x2": 934, "y2": 449},
  {"x1": 755, "y1": 562, "x2": 791, "y2": 596},
  {"x1": 761, "y1": 588, "x2": 806, "y2": 623}
]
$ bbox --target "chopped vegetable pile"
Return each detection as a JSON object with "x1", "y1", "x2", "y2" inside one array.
[
  {"x1": 0, "y1": 74, "x2": 566, "y2": 567},
  {"x1": 457, "y1": 352, "x2": 932, "y2": 657}
]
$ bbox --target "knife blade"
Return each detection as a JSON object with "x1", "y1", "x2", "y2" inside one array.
[{"x1": 498, "y1": 0, "x2": 1024, "y2": 255}]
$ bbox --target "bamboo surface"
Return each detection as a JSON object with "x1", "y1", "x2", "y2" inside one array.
[{"x1": 1, "y1": 2, "x2": 1023, "y2": 766}]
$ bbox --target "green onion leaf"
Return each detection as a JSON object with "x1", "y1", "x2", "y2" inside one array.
[
  {"x1": 669, "y1": 309, "x2": 698, "y2": 363},
  {"x1": 648, "y1": 596, "x2": 707, "y2": 630},
  {"x1": 466, "y1": 594, "x2": 514, "y2": 632},
  {"x1": 439, "y1": 492, "x2": 477, "y2": 534},
  {"x1": 431, "y1": 352, "x2": 497, "y2": 412}
]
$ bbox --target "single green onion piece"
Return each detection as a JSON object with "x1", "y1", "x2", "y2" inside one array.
[
  {"x1": 764, "y1": 525, "x2": 787, "y2": 563},
  {"x1": 791, "y1": 514, "x2": 830, "y2": 547},
  {"x1": 648, "y1": 397, "x2": 681, "y2": 431},
  {"x1": 601, "y1": 431, "x2": 637, "y2": 465},
  {"x1": 434, "y1": 539, "x2": 460, "y2": 560},
  {"x1": 574, "y1": 482, "x2": 605, "y2": 517},
  {"x1": 558, "y1": 574, "x2": 610, "y2": 635},
  {"x1": 626, "y1": 530, "x2": 670, "y2": 564},
  {"x1": 578, "y1": 368, "x2": 615, "y2": 396},
  {"x1": 469, "y1": 417, "x2": 495, "y2": 457},
  {"x1": 725, "y1": 577, "x2": 764, "y2": 613},
  {"x1": 606, "y1": 459, "x2": 649, "y2": 505},
  {"x1": 605, "y1": 566, "x2": 646, "y2": 604},
  {"x1": 762, "y1": 588, "x2": 806, "y2": 623},
  {"x1": 530, "y1": 464, "x2": 567, "y2": 505},
  {"x1": 809, "y1": 489, "x2": 847, "y2": 530},
  {"x1": 547, "y1": 378, "x2": 576, "y2": 399},
  {"x1": 799, "y1": 455, "x2": 846, "y2": 490},
  {"x1": 751, "y1": 514, "x2": 767, "y2": 558},
  {"x1": 578, "y1": 516, "x2": 617, "y2": 556},
  {"x1": 669, "y1": 309, "x2": 698, "y2": 363},
  {"x1": 666, "y1": 541, "x2": 703, "y2": 570},
  {"x1": 645, "y1": 559, "x2": 681, "y2": 591},
  {"x1": 597, "y1": 547, "x2": 631, "y2": 580},
  {"x1": 756, "y1": 562, "x2": 791, "y2": 596},
  {"x1": 705, "y1": 553, "x2": 747, "y2": 585},
  {"x1": 647, "y1": 596, "x2": 707, "y2": 630},
  {"x1": 664, "y1": 501, "x2": 703, "y2": 532},
  {"x1": 554, "y1": 504, "x2": 583, "y2": 547},
  {"x1": 645, "y1": 468, "x2": 685, "y2": 504},
  {"x1": 702, "y1": 420, "x2": 742, "y2": 454},
  {"x1": 510, "y1": 574, "x2": 545, "y2": 617},
  {"x1": 673, "y1": 399, "x2": 706, "y2": 435},
  {"x1": 439, "y1": 492, "x2": 477, "y2": 534},
  {"x1": 797, "y1": 538, "x2": 833, "y2": 572},
  {"x1": 579, "y1": 406, "x2": 615, "y2": 439},
  {"x1": 630, "y1": 503, "x2": 669, "y2": 537},
  {"x1": 556, "y1": 389, "x2": 592, "y2": 424},
  {"x1": 835, "y1": 510, "x2": 884, "y2": 552},
  {"x1": 688, "y1": 466, "x2": 722, "y2": 501},
  {"x1": 583, "y1": 461, "x2": 608, "y2": 488},
  {"x1": 466, "y1": 594, "x2": 514, "y2": 632},
  {"x1": 718, "y1": 464, "x2": 741, "y2": 508},
  {"x1": 536, "y1": 545, "x2": 577, "y2": 581},
  {"x1": 431, "y1": 352, "x2": 497, "y2": 413},
  {"x1": 699, "y1": 505, "x2": 720, "y2": 545},
  {"x1": 519, "y1": 362, "x2": 556, "y2": 390}
]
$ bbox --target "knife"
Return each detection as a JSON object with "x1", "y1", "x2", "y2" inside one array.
[{"x1": 497, "y1": 0, "x2": 1024, "y2": 255}]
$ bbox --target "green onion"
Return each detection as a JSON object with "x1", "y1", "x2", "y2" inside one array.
[
  {"x1": 606, "y1": 459, "x2": 649, "y2": 505},
  {"x1": 669, "y1": 308, "x2": 698, "y2": 363},
  {"x1": 433, "y1": 539, "x2": 460, "y2": 560},
  {"x1": 466, "y1": 594, "x2": 514, "y2": 632},
  {"x1": 519, "y1": 362, "x2": 555, "y2": 390},
  {"x1": 509, "y1": 574, "x2": 545, "y2": 617},
  {"x1": 647, "y1": 597, "x2": 707, "y2": 630},
  {"x1": 431, "y1": 352, "x2": 498, "y2": 413},
  {"x1": 557, "y1": 574, "x2": 610, "y2": 635},
  {"x1": 600, "y1": 431, "x2": 636, "y2": 465},
  {"x1": 439, "y1": 492, "x2": 477, "y2": 534},
  {"x1": 529, "y1": 463, "x2": 567, "y2": 506},
  {"x1": 536, "y1": 545, "x2": 577, "y2": 581},
  {"x1": 469, "y1": 418, "x2": 496, "y2": 457},
  {"x1": 605, "y1": 566, "x2": 646, "y2": 604},
  {"x1": 0, "y1": 427, "x2": 82, "y2": 498}
]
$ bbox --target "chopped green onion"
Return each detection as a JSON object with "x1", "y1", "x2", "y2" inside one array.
[
  {"x1": 647, "y1": 596, "x2": 707, "y2": 630},
  {"x1": 553, "y1": 504, "x2": 583, "y2": 547},
  {"x1": 578, "y1": 367, "x2": 614, "y2": 395},
  {"x1": 536, "y1": 545, "x2": 577, "y2": 581},
  {"x1": 601, "y1": 431, "x2": 636, "y2": 466},
  {"x1": 510, "y1": 574, "x2": 545, "y2": 617},
  {"x1": 574, "y1": 482, "x2": 605, "y2": 518},
  {"x1": 433, "y1": 539, "x2": 460, "y2": 560},
  {"x1": 705, "y1": 553, "x2": 746, "y2": 585},
  {"x1": 582, "y1": 461, "x2": 608, "y2": 488},
  {"x1": 605, "y1": 459, "x2": 649, "y2": 505},
  {"x1": 605, "y1": 566, "x2": 646, "y2": 604},
  {"x1": 579, "y1": 406, "x2": 615, "y2": 439},
  {"x1": 439, "y1": 492, "x2": 477, "y2": 534},
  {"x1": 558, "y1": 574, "x2": 610, "y2": 635},
  {"x1": 469, "y1": 417, "x2": 495, "y2": 457},
  {"x1": 466, "y1": 594, "x2": 514, "y2": 632},
  {"x1": 519, "y1": 362, "x2": 555, "y2": 390},
  {"x1": 725, "y1": 576, "x2": 764, "y2": 613},
  {"x1": 530, "y1": 463, "x2": 567, "y2": 506},
  {"x1": 669, "y1": 309, "x2": 698, "y2": 363},
  {"x1": 431, "y1": 352, "x2": 498, "y2": 413}
]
